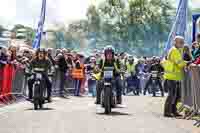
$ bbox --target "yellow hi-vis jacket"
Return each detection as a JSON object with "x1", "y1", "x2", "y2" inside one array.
[
  {"x1": 126, "y1": 63, "x2": 135, "y2": 74},
  {"x1": 163, "y1": 46, "x2": 187, "y2": 81}
]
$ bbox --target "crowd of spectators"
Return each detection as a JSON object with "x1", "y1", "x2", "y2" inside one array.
[
  {"x1": 0, "y1": 46, "x2": 104, "y2": 97},
  {"x1": 0, "y1": 44, "x2": 167, "y2": 99}
]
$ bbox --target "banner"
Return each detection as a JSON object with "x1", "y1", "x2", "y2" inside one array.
[{"x1": 32, "y1": 0, "x2": 46, "y2": 49}]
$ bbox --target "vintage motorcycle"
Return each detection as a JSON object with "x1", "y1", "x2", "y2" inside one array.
[{"x1": 101, "y1": 67, "x2": 117, "y2": 114}]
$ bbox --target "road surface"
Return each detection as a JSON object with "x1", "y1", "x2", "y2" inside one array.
[{"x1": 0, "y1": 96, "x2": 199, "y2": 133}]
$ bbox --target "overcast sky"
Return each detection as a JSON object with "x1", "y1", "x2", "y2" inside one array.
[{"x1": 0, "y1": 0, "x2": 200, "y2": 29}]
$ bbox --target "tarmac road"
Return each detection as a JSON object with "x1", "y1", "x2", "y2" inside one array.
[{"x1": 0, "y1": 96, "x2": 199, "y2": 133}]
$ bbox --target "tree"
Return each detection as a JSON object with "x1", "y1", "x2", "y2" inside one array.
[
  {"x1": 11, "y1": 24, "x2": 35, "y2": 44},
  {"x1": 0, "y1": 25, "x2": 6, "y2": 37},
  {"x1": 46, "y1": 0, "x2": 174, "y2": 56}
]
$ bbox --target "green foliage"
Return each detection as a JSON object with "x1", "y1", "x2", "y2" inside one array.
[
  {"x1": 83, "y1": 0, "x2": 175, "y2": 56},
  {"x1": 11, "y1": 24, "x2": 35, "y2": 43},
  {"x1": 0, "y1": 25, "x2": 7, "y2": 37},
  {"x1": 6, "y1": 0, "x2": 175, "y2": 55},
  {"x1": 48, "y1": 0, "x2": 175, "y2": 56}
]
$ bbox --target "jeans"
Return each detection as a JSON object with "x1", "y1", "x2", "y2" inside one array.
[
  {"x1": 88, "y1": 79, "x2": 96, "y2": 97},
  {"x1": 126, "y1": 75, "x2": 140, "y2": 93},
  {"x1": 74, "y1": 79, "x2": 82, "y2": 96},
  {"x1": 59, "y1": 71, "x2": 66, "y2": 95}
]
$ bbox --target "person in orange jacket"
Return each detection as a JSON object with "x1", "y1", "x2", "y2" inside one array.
[{"x1": 72, "y1": 59, "x2": 84, "y2": 96}]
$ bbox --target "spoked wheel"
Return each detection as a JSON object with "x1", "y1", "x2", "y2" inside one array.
[
  {"x1": 104, "y1": 87, "x2": 112, "y2": 114},
  {"x1": 101, "y1": 91, "x2": 104, "y2": 108},
  {"x1": 34, "y1": 99, "x2": 39, "y2": 110},
  {"x1": 34, "y1": 84, "x2": 41, "y2": 110}
]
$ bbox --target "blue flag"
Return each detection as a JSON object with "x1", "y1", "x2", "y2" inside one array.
[
  {"x1": 32, "y1": 0, "x2": 46, "y2": 49},
  {"x1": 163, "y1": 0, "x2": 188, "y2": 56}
]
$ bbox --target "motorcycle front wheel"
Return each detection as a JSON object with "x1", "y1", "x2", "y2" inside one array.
[
  {"x1": 34, "y1": 99, "x2": 39, "y2": 110},
  {"x1": 104, "y1": 86, "x2": 112, "y2": 114},
  {"x1": 34, "y1": 84, "x2": 40, "y2": 110}
]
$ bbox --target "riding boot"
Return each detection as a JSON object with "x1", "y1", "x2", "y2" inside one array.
[{"x1": 117, "y1": 95, "x2": 122, "y2": 104}]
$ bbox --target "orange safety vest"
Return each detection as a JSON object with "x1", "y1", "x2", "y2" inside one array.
[{"x1": 72, "y1": 64, "x2": 84, "y2": 79}]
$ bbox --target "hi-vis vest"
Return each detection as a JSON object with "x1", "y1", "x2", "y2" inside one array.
[
  {"x1": 94, "y1": 59, "x2": 120, "y2": 80},
  {"x1": 126, "y1": 63, "x2": 135, "y2": 74},
  {"x1": 163, "y1": 47, "x2": 186, "y2": 81},
  {"x1": 72, "y1": 64, "x2": 84, "y2": 79}
]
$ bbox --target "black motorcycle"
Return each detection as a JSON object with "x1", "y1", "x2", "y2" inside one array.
[
  {"x1": 101, "y1": 67, "x2": 116, "y2": 114},
  {"x1": 31, "y1": 68, "x2": 46, "y2": 110},
  {"x1": 150, "y1": 71, "x2": 164, "y2": 97}
]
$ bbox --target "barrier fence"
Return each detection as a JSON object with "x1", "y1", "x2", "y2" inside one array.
[
  {"x1": 0, "y1": 64, "x2": 16, "y2": 105},
  {"x1": 0, "y1": 64, "x2": 77, "y2": 106},
  {"x1": 180, "y1": 65, "x2": 200, "y2": 127}
]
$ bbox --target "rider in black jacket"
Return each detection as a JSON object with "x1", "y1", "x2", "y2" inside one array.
[
  {"x1": 27, "y1": 48, "x2": 53, "y2": 102},
  {"x1": 143, "y1": 57, "x2": 164, "y2": 96}
]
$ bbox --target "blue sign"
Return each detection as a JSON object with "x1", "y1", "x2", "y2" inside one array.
[
  {"x1": 164, "y1": 0, "x2": 188, "y2": 55},
  {"x1": 32, "y1": 0, "x2": 46, "y2": 49}
]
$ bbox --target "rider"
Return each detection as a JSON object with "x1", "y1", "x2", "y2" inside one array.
[
  {"x1": 95, "y1": 46, "x2": 122, "y2": 104},
  {"x1": 143, "y1": 57, "x2": 164, "y2": 96},
  {"x1": 27, "y1": 48, "x2": 53, "y2": 102}
]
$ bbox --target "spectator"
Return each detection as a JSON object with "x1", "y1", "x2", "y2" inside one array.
[
  {"x1": 86, "y1": 56, "x2": 98, "y2": 97},
  {"x1": 8, "y1": 46, "x2": 17, "y2": 61},
  {"x1": 143, "y1": 57, "x2": 164, "y2": 96},
  {"x1": 191, "y1": 41, "x2": 200, "y2": 60},
  {"x1": 0, "y1": 46, "x2": 7, "y2": 69},
  {"x1": 72, "y1": 59, "x2": 84, "y2": 96},
  {"x1": 47, "y1": 48, "x2": 55, "y2": 66},
  {"x1": 56, "y1": 53, "x2": 68, "y2": 97},
  {"x1": 183, "y1": 45, "x2": 192, "y2": 61},
  {"x1": 197, "y1": 33, "x2": 200, "y2": 45},
  {"x1": 163, "y1": 36, "x2": 187, "y2": 118}
]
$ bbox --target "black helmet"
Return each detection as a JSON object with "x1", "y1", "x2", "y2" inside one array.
[
  {"x1": 104, "y1": 45, "x2": 115, "y2": 55},
  {"x1": 37, "y1": 48, "x2": 46, "y2": 53}
]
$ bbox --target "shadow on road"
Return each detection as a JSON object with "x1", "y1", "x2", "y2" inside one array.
[
  {"x1": 25, "y1": 107, "x2": 55, "y2": 111},
  {"x1": 96, "y1": 111, "x2": 132, "y2": 116}
]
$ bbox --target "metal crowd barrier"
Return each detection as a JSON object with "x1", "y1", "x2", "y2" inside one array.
[
  {"x1": 52, "y1": 69, "x2": 75, "y2": 95},
  {"x1": 0, "y1": 64, "x2": 16, "y2": 105},
  {"x1": 0, "y1": 66, "x2": 76, "y2": 106},
  {"x1": 181, "y1": 65, "x2": 200, "y2": 127}
]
